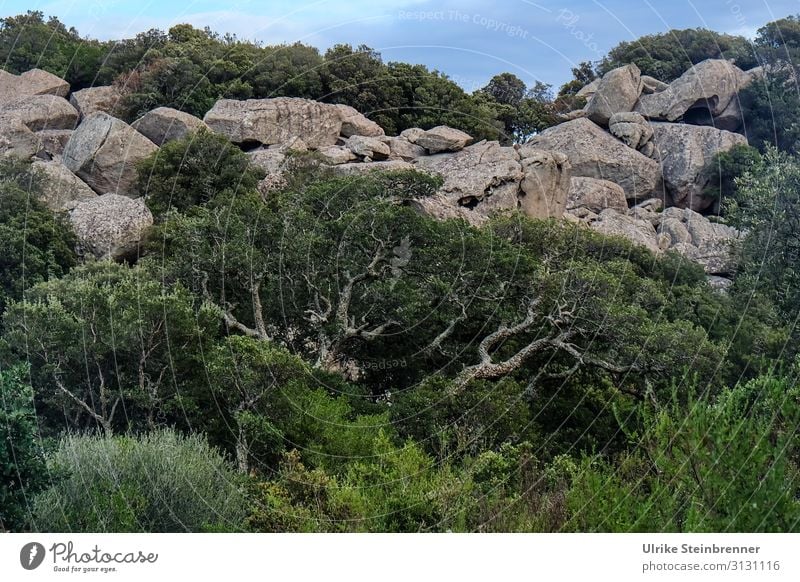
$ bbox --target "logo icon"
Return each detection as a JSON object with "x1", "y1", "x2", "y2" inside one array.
[{"x1": 20, "y1": 542, "x2": 46, "y2": 570}]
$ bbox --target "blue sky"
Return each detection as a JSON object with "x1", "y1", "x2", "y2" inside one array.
[{"x1": 3, "y1": 0, "x2": 799, "y2": 90}]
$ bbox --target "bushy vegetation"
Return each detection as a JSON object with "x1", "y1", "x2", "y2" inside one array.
[{"x1": 2, "y1": 12, "x2": 800, "y2": 533}]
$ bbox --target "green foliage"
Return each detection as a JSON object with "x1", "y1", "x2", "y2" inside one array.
[
  {"x1": 3, "y1": 262, "x2": 219, "y2": 434},
  {"x1": 568, "y1": 374, "x2": 800, "y2": 532},
  {"x1": 702, "y1": 144, "x2": 762, "y2": 204},
  {"x1": 137, "y1": 129, "x2": 264, "y2": 217},
  {"x1": 599, "y1": 28, "x2": 758, "y2": 82},
  {"x1": 0, "y1": 365, "x2": 48, "y2": 532},
  {"x1": 727, "y1": 148, "x2": 800, "y2": 324},
  {"x1": 31, "y1": 430, "x2": 246, "y2": 532},
  {"x1": 0, "y1": 158, "x2": 77, "y2": 318}
]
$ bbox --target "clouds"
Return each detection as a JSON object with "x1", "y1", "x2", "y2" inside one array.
[{"x1": 4, "y1": 0, "x2": 799, "y2": 91}]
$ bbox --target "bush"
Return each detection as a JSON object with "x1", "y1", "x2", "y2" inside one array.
[
  {"x1": 137, "y1": 129, "x2": 265, "y2": 217},
  {"x1": 31, "y1": 430, "x2": 247, "y2": 532}
]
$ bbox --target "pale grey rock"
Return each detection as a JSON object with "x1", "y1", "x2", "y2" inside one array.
[
  {"x1": 203, "y1": 97, "x2": 343, "y2": 148},
  {"x1": 331, "y1": 160, "x2": 414, "y2": 176},
  {"x1": 62, "y1": 112, "x2": 158, "y2": 197},
  {"x1": 336, "y1": 104, "x2": 384, "y2": 137},
  {"x1": 131, "y1": 107, "x2": 207, "y2": 145},
  {"x1": 69, "y1": 193, "x2": 153, "y2": 261},
  {"x1": 585, "y1": 64, "x2": 643, "y2": 126},
  {"x1": 384, "y1": 136, "x2": 426, "y2": 161},
  {"x1": 346, "y1": 135, "x2": 390, "y2": 160},
  {"x1": 591, "y1": 208, "x2": 659, "y2": 253},
  {"x1": 0, "y1": 68, "x2": 69, "y2": 103},
  {"x1": 35, "y1": 129, "x2": 73, "y2": 158},
  {"x1": 567, "y1": 176, "x2": 628, "y2": 213},
  {"x1": 518, "y1": 148, "x2": 571, "y2": 219},
  {"x1": 31, "y1": 159, "x2": 97, "y2": 211},
  {"x1": 69, "y1": 86, "x2": 123, "y2": 119},
  {"x1": 414, "y1": 125, "x2": 472, "y2": 153},
  {"x1": 317, "y1": 145, "x2": 357, "y2": 165},
  {"x1": 527, "y1": 118, "x2": 659, "y2": 200},
  {"x1": 0, "y1": 95, "x2": 78, "y2": 131},
  {"x1": 650, "y1": 122, "x2": 748, "y2": 211}
]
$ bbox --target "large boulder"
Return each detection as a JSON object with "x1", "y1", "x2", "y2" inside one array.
[
  {"x1": 35, "y1": 129, "x2": 73, "y2": 158},
  {"x1": 346, "y1": 135, "x2": 390, "y2": 160},
  {"x1": 575, "y1": 78, "x2": 601, "y2": 99},
  {"x1": 331, "y1": 160, "x2": 414, "y2": 177},
  {"x1": 412, "y1": 141, "x2": 522, "y2": 224},
  {"x1": 527, "y1": 118, "x2": 659, "y2": 200},
  {"x1": 635, "y1": 59, "x2": 752, "y2": 125},
  {"x1": 62, "y1": 113, "x2": 158, "y2": 197},
  {"x1": 0, "y1": 95, "x2": 79, "y2": 131},
  {"x1": 0, "y1": 120, "x2": 39, "y2": 158},
  {"x1": 317, "y1": 145, "x2": 357, "y2": 165},
  {"x1": 590, "y1": 209, "x2": 659, "y2": 253},
  {"x1": 384, "y1": 136, "x2": 426, "y2": 161},
  {"x1": 335, "y1": 104, "x2": 384, "y2": 138},
  {"x1": 31, "y1": 159, "x2": 97, "y2": 211},
  {"x1": 69, "y1": 86, "x2": 123, "y2": 119},
  {"x1": 585, "y1": 64, "x2": 643, "y2": 126},
  {"x1": 203, "y1": 97, "x2": 343, "y2": 148},
  {"x1": 69, "y1": 194, "x2": 153, "y2": 261},
  {"x1": 517, "y1": 148, "x2": 571, "y2": 219},
  {"x1": 413, "y1": 125, "x2": 473, "y2": 154},
  {"x1": 657, "y1": 207, "x2": 741, "y2": 275},
  {"x1": 0, "y1": 69, "x2": 69, "y2": 102},
  {"x1": 567, "y1": 177, "x2": 628, "y2": 214},
  {"x1": 131, "y1": 107, "x2": 207, "y2": 145},
  {"x1": 650, "y1": 122, "x2": 748, "y2": 211}
]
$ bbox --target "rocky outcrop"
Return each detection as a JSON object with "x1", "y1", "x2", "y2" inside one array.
[
  {"x1": 32, "y1": 159, "x2": 97, "y2": 211},
  {"x1": 203, "y1": 97, "x2": 344, "y2": 148},
  {"x1": 527, "y1": 118, "x2": 659, "y2": 200},
  {"x1": 591, "y1": 209, "x2": 660, "y2": 253},
  {"x1": 0, "y1": 69, "x2": 69, "y2": 102},
  {"x1": 575, "y1": 78, "x2": 600, "y2": 99},
  {"x1": 0, "y1": 120, "x2": 39, "y2": 158},
  {"x1": 0, "y1": 95, "x2": 79, "y2": 131},
  {"x1": 247, "y1": 148, "x2": 289, "y2": 174},
  {"x1": 69, "y1": 86, "x2": 123, "y2": 119},
  {"x1": 635, "y1": 59, "x2": 751, "y2": 128},
  {"x1": 651, "y1": 122, "x2": 748, "y2": 211},
  {"x1": 336, "y1": 104, "x2": 384, "y2": 138},
  {"x1": 331, "y1": 160, "x2": 414, "y2": 177},
  {"x1": 567, "y1": 177, "x2": 628, "y2": 213},
  {"x1": 608, "y1": 112, "x2": 655, "y2": 157},
  {"x1": 412, "y1": 141, "x2": 522, "y2": 223},
  {"x1": 641, "y1": 75, "x2": 669, "y2": 94},
  {"x1": 412, "y1": 125, "x2": 472, "y2": 153},
  {"x1": 383, "y1": 136, "x2": 426, "y2": 161},
  {"x1": 518, "y1": 148, "x2": 571, "y2": 219},
  {"x1": 62, "y1": 113, "x2": 158, "y2": 197},
  {"x1": 346, "y1": 135, "x2": 390, "y2": 160},
  {"x1": 68, "y1": 194, "x2": 153, "y2": 261},
  {"x1": 35, "y1": 129, "x2": 73, "y2": 158},
  {"x1": 585, "y1": 64, "x2": 643, "y2": 126},
  {"x1": 131, "y1": 107, "x2": 207, "y2": 145},
  {"x1": 657, "y1": 207, "x2": 740, "y2": 275},
  {"x1": 317, "y1": 145, "x2": 357, "y2": 165}
]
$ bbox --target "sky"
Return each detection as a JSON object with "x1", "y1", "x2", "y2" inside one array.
[{"x1": 2, "y1": 0, "x2": 800, "y2": 90}]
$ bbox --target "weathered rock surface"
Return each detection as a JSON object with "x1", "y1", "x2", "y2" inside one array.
[
  {"x1": 641, "y1": 75, "x2": 669, "y2": 94},
  {"x1": 69, "y1": 86, "x2": 123, "y2": 119},
  {"x1": 412, "y1": 141, "x2": 522, "y2": 223},
  {"x1": 650, "y1": 122, "x2": 748, "y2": 211},
  {"x1": 346, "y1": 135, "x2": 390, "y2": 160},
  {"x1": 567, "y1": 177, "x2": 628, "y2": 213},
  {"x1": 32, "y1": 159, "x2": 97, "y2": 210},
  {"x1": 384, "y1": 136, "x2": 426, "y2": 161},
  {"x1": 62, "y1": 113, "x2": 158, "y2": 197},
  {"x1": 414, "y1": 125, "x2": 472, "y2": 153},
  {"x1": 585, "y1": 64, "x2": 643, "y2": 126},
  {"x1": 0, "y1": 69, "x2": 69, "y2": 102},
  {"x1": 527, "y1": 118, "x2": 659, "y2": 200},
  {"x1": 635, "y1": 59, "x2": 751, "y2": 124},
  {"x1": 518, "y1": 148, "x2": 571, "y2": 219},
  {"x1": 69, "y1": 194, "x2": 153, "y2": 261},
  {"x1": 317, "y1": 145, "x2": 357, "y2": 165},
  {"x1": 35, "y1": 129, "x2": 73, "y2": 158},
  {"x1": 336, "y1": 104, "x2": 384, "y2": 138},
  {"x1": 591, "y1": 208, "x2": 659, "y2": 253},
  {"x1": 0, "y1": 95, "x2": 79, "y2": 131},
  {"x1": 203, "y1": 97, "x2": 343, "y2": 148},
  {"x1": 658, "y1": 207, "x2": 740, "y2": 275},
  {"x1": 247, "y1": 148, "x2": 288, "y2": 174},
  {"x1": 608, "y1": 112, "x2": 655, "y2": 157},
  {"x1": 331, "y1": 160, "x2": 414, "y2": 176},
  {"x1": 575, "y1": 78, "x2": 601, "y2": 99},
  {"x1": 0, "y1": 120, "x2": 39, "y2": 158},
  {"x1": 131, "y1": 107, "x2": 207, "y2": 145}
]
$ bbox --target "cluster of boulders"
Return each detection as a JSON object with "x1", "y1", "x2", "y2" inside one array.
[{"x1": 0, "y1": 59, "x2": 758, "y2": 284}]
